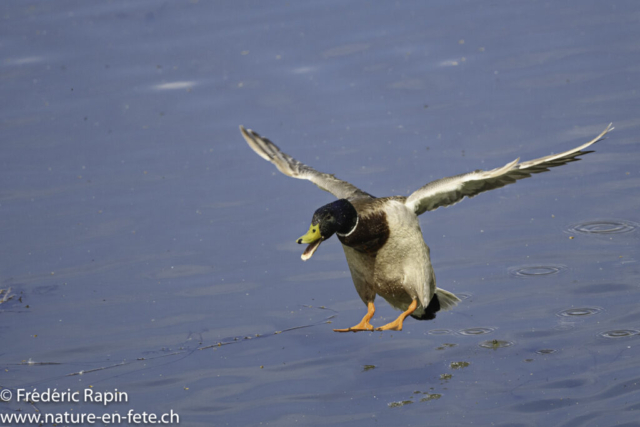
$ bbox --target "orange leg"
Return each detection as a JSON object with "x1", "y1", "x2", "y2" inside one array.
[
  {"x1": 375, "y1": 299, "x2": 418, "y2": 331},
  {"x1": 334, "y1": 301, "x2": 375, "y2": 333}
]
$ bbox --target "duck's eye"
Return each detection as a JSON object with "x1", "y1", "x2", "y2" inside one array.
[{"x1": 313, "y1": 228, "x2": 316, "y2": 233}]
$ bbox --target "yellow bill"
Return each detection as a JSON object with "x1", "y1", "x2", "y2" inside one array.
[{"x1": 297, "y1": 224, "x2": 322, "y2": 261}]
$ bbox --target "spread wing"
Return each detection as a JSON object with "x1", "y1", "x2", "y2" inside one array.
[
  {"x1": 239, "y1": 126, "x2": 373, "y2": 200},
  {"x1": 405, "y1": 123, "x2": 613, "y2": 216}
]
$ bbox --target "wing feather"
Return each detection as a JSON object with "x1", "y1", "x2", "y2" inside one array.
[
  {"x1": 239, "y1": 126, "x2": 373, "y2": 200},
  {"x1": 405, "y1": 123, "x2": 613, "y2": 215}
]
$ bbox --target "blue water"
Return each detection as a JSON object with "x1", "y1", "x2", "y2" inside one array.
[{"x1": 2, "y1": 1, "x2": 640, "y2": 425}]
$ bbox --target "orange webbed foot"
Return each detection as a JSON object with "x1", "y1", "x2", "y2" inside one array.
[
  {"x1": 375, "y1": 299, "x2": 418, "y2": 332},
  {"x1": 333, "y1": 301, "x2": 375, "y2": 333}
]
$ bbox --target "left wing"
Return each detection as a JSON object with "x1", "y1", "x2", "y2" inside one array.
[
  {"x1": 405, "y1": 123, "x2": 613, "y2": 216},
  {"x1": 239, "y1": 126, "x2": 373, "y2": 200}
]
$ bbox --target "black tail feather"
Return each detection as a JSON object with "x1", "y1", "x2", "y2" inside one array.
[{"x1": 410, "y1": 293, "x2": 441, "y2": 321}]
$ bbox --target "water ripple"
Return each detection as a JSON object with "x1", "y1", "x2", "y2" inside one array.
[
  {"x1": 458, "y1": 327, "x2": 495, "y2": 336},
  {"x1": 568, "y1": 219, "x2": 638, "y2": 235},
  {"x1": 557, "y1": 307, "x2": 603, "y2": 318},
  {"x1": 510, "y1": 265, "x2": 565, "y2": 277},
  {"x1": 599, "y1": 329, "x2": 640, "y2": 339}
]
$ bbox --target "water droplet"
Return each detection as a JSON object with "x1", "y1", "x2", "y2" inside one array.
[
  {"x1": 568, "y1": 220, "x2": 637, "y2": 235},
  {"x1": 557, "y1": 307, "x2": 602, "y2": 317},
  {"x1": 599, "y1": 329, "x2": 640, "y2": 339}
]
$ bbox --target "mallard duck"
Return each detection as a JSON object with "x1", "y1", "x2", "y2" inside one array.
[{"x1": 239, "y1": 123, "x2": 613, "y2": 332}]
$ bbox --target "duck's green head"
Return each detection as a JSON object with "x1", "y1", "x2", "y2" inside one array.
[{"x1": 297, "y1": 199, "x2": 358, "y2": 261}]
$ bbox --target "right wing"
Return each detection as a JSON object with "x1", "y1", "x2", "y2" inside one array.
[
  {"x1": 239, "y1": 126, "x2": 373, "y2": 200},
  {"x1": 405, "y1": 123, "x2": 613, "y2": 216}
]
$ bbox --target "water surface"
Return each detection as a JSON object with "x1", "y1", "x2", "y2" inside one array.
[{"x1": 2, "y1": 1, "x2": 640, "y2": 425}]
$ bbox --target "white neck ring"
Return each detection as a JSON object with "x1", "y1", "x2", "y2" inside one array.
[{"x1": 337, "y1": 217, "x2": 358, "y2": 237}]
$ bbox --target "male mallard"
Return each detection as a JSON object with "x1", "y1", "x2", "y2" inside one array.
[{"x1": 239, "y1": 124, "x2": 613, "y2": 332}]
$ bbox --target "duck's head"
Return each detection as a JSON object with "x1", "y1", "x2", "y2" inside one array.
[{"x1": 297, "y1": 199, "x2": 358, "y2": 261}]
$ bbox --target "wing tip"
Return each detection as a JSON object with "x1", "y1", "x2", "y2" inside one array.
[
  {"x1": 586, "y1": 122, "x2": 614, "y2": 147},
  {"x1": 239, "y1": 125, "x2": 274, "y2": 162},
  {"x1": 600, "y1": 122, "x2": 614, "y2": 137},
  {"x1": 239, "y1": 124, "x2": 255, "y2": 137}
]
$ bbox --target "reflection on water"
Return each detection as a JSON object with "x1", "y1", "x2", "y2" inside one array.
[{"x1": 152, "y1": 81, "x2": 197, "y2": 91}]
